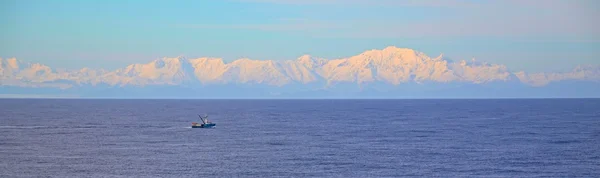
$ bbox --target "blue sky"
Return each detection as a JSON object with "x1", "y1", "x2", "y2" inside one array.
[{"x1": 1, "y1": 0, "x2": 598, "y2": 72}]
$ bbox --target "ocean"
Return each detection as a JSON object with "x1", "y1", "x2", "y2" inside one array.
[{"x1": 1, "y1": 99, "x2": 599, "y2": 177}]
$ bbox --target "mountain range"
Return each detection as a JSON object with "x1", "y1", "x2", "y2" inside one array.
[{"x1": 1, "y1": 46, "x2": 599, "y2": 98}]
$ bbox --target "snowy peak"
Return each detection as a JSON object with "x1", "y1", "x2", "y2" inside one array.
[
  {"x1": 189, "y1": 57, "x2": 225, "y2": 65},
  {"x1": 356, "y1": 46, "x2": 442, "y2": 64},
  {"x1": 188, "y1": 57, "x2": 227, "y2": 84},
  {"x1": 1, "y1": 58, "x2": 22, "y2": 73},
  {"x1": 516, "y1": 64, "x2": 600, "y2": 86},
  {"x1": 449, "y1": 58, "x2": 511, "y2": 84},
  {"x1": 151, "y1": 57, "x2": 185, "y2": 70},
  {"x1": 296, "y1": 54, "x2": 315, "y2": 65},
  {"x1": 573, "y1": 65, "x2": 600, "y2": 74},
  {"x1": 0, "y1": 58, "x2": 57, "y2": 81},
  {"x1": 3, "y1": 58, "x2": 20, "y2": 69},
  {"x1": 1, "y1": 46, "x2": 599, "y2": 89},
  {"x1": 321, "y1": 46, "x2": 457, "y2": 85},
  {"x1": 296, "y1": 55, "x2": 327, "y2": 70},
  {"x1": 103, "y1": 56, "x2": 198, "y2": 86},
  {"x1": 355, "y1": 47, "x2": 419, "y2": 63}
]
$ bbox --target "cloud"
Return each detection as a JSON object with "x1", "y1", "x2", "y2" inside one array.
[
  {"x1": 175, "y1": 18, "x2": 342, "y2": 32},
  {"x1": 235, "y1": 0, "x2": 478, "y2": 7},
  {"x1": 177, "y1": 23, "x2": 336, "y2": 32},
  {"x1": 214, "y1": 0, "x2": 599, "y2": 41}
]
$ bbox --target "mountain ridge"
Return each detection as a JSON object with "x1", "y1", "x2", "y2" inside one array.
[{"x1": 1, "y1": 46, "x2": 599, "y2": 98}]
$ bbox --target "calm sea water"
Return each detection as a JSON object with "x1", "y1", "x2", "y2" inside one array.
[{"x1": 1, "y1": 99, "x2": 599, "y2": 177}]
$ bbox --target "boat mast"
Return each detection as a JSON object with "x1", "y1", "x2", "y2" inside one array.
[{"x1": 198, "y1": 115, "x2": 206, "y2": 124}]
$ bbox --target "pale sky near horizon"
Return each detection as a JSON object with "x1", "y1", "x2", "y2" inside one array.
[{"x1": 1, "y1": 0, "x2": 599, "y2": 72}]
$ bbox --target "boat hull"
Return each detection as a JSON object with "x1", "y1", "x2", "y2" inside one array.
[{"x1": 192, "y1": 123, "x2": 216, "y2": 128}]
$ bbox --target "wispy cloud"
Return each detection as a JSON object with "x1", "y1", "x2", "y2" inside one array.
[
  {"x1": 199, "y1": 0, "x2": 600, "y2": 41},
  {"x1": 176, "y1": 18, "x2": 342, "y2": 32},
  {"x1": 235, "y1": 0, "x2": 479, "y2": 7}
]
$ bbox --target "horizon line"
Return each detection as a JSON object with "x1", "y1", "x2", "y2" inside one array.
[{"x1": 1, "y1": 97, "x2": 599, "y2": 100}]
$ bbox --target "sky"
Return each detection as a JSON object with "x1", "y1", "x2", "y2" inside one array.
[{"x1": 1, "y1": 0, "x2": 599, "y2": 72}]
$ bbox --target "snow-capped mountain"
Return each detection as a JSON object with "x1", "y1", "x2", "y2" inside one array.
[
  {"x1": 515, "y1": 65, "x2": 600, "y2": 87},
  {"x1": 1, "y1": 46, "x2": 598, "y2": 98},
  {"x1": 101, "y1": 57, "x2": 198, "y2": 86}
]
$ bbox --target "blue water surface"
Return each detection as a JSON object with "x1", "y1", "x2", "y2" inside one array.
[{"x1": 1, "y1": 99, "x2": 599, "y2": 177}]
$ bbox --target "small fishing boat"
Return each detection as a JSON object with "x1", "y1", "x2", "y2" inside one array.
[{"x1": 192, "y1": 114, "x2": 216, "y2": 128}]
